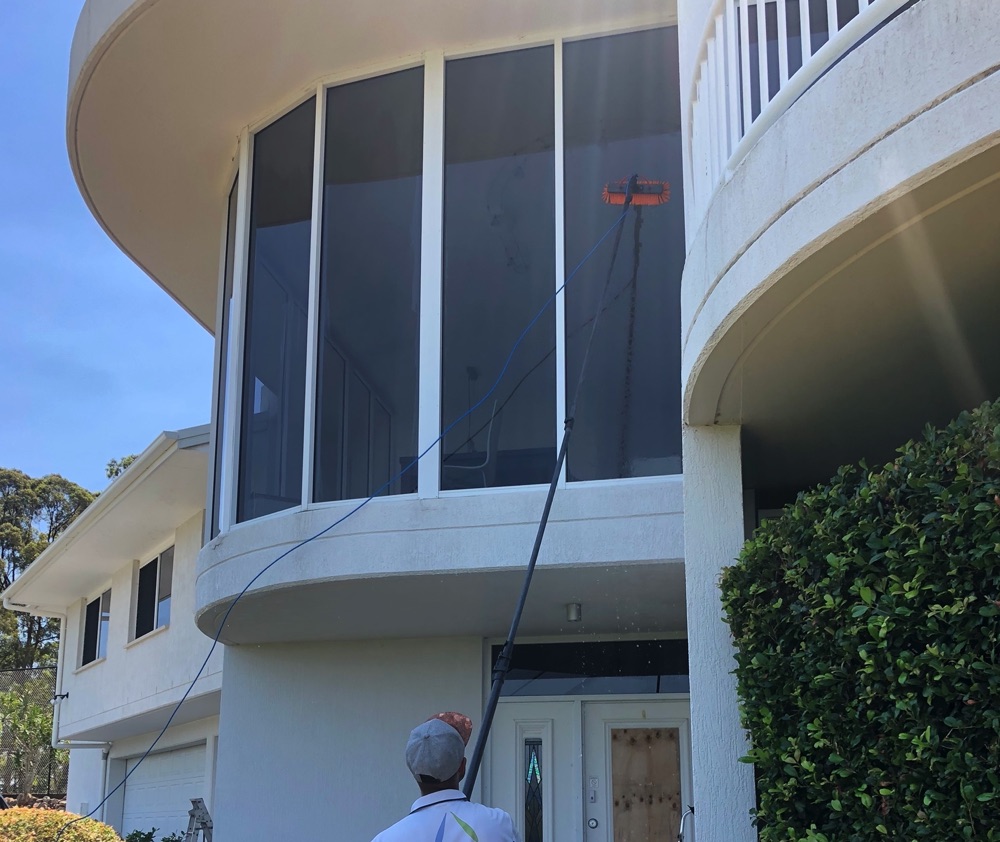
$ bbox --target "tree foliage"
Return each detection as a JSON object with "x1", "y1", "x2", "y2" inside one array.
[
  {"x1": 0, "y1": 676, "x2": 58, "y2": 798},
  {"x1": 105, "y1": 454, "x2": 138, "y2": 480},
  {"x1": 722, "y1": 401, "x2": 1000, "y2": 841},
  {"x1": 0, "y1": 469, "x2": 95, "y2": 669}
]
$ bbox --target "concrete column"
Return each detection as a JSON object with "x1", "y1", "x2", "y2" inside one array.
[{"x1": 683, "y1": 424, "x2": 756, "y2": 842}]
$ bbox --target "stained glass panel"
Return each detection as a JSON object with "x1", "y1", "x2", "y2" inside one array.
[{"x1": 524, "y1": 738, "x2": 543, "y2": 842}]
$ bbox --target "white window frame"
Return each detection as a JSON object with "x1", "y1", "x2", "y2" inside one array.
[
  {"x1": 78, "y1": 586, "x2": 112, "y2": 668},
  {"x1": 130, "y1": 545, "x2": 174, "y2": 642},
  {"x1": 212, "y1": 18, "x2": 679, "y2": 532}
]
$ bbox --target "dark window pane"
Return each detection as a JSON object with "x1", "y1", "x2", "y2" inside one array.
[
  {"x1": 315, "y1": 347, "x2": 346, "y2": 500},
  {"x1": 786, "y1": 0, "x2": 804, "y2": 78},
  {"x1": 564, "y1": 29, "x2": 684, "y2": 481},
  {"x1": 809, "y1": 0, "x2": 831, "y2": 52},
  {"x1": 212, "y1": 179, "x2": 239, "y2": 537},
  {"x1": 82, "y1": 597, "x2": 100, "y2": 665},
  {"x1": 157, "y1": 546, "x2": 173, "y2": 628},
  {"x1": 495, "y1": 639, "x2": 689, "y2": 696},
  {"x1": 238, "y1": 98, "x2": 315, "y2": 521},
  {"x1": 524, "y1": 739, "x2": 543, "y2": 842},
  {"x1": 315, "y1": 69, "x2": 423, "y2": 502},
  {"x1": 346, "y1": 374, "x2": 371, "y2": 500},
  {"x1": 135, "y1": 560, "x2": 157, "y2": 638},
  {"x1": 442, "y1": 47, "x2": 556, "y2": 490},
  {"x1": 372, "y1": 400, "x2": 392, "y2": 497}
]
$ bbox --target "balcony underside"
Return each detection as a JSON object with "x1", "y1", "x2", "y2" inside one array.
[
  {"x1": 703, "y1": 143, "x2": 1000, "y2": 491},
  {"x1": 197, "y1": 560, "x2": 686, "y2": 645}
]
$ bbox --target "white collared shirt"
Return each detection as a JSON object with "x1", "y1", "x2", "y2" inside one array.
[{"x1": 371, "y1": 789, "x2": 520, "y2": 842}]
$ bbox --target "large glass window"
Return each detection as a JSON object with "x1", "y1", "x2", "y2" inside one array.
[
  {"x1": 81, "y1": 589, "x2": 111, "y2": 666},
  {"x1": 238, "y1": 98, "x2": 316, "y2": 522},
  {"x1": 212, "y1": 179, "x2": 239, "y2": 536},
  {"x1": 563, "y1": 29, "x2": 684, "y2": 482},
  {"x1": 134, "y1": 546, "x2": 173, "y2": 639},
  {"x1": 220, "y1": 33, "x2": 688, "y2": 525},
  {"x1": 441, "y1": 47, "x2": 556, "y2": 490},
  {"x1": 314, "y1": 69, "x2": 423, "y2": 502}
]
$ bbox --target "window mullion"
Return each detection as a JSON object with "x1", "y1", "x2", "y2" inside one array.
[
  {"x1": 302, "y1": 83, "x2": 327, "y2": 506},
  {"x1": 554, "y1": 38, "x2": 568, "y2": 488},
  {"x1": 222, "y1": 130, "x2": 252, "y2": 531},
  {"x1": 418, "y1": 52, "x2": 445, "y2": 499}
]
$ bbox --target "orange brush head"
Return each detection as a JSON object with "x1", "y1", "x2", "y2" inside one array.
[{"x1": 601, "y1": 177, "x2": 670, "y2": 206}]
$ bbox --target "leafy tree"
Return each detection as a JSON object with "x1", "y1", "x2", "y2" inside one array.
[
  {"x1": 0, "y1": 676, "x2": 58, "y2": 799},
  {"x1": 0, "y1": 469, "x2": 95, "y2": 669},
  {"x1": 105, "y1": 454, "x2": 138, "y2": 480}
]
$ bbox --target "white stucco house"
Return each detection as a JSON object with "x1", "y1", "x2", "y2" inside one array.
[{"x1": 4, "y1": 0, "x2": 999, "y2": 839}]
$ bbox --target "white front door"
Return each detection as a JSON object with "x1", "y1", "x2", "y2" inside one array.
[
  {"x1": 490, "y1": 699, "x2": 690, "y2": 842},
  {"x1": 583, "y1": 700, "x2": 691, "y2": 842}
]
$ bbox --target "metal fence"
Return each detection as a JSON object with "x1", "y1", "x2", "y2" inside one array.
[{"x1": 0, "y1": 667, "x2": 68, "y2": 799}]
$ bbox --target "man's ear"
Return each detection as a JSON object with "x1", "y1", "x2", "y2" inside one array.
[{"x1": 458, "y1": 756, "x2": 468, "y2": 782}]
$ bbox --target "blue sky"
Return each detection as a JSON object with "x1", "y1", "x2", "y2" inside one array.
[{"x1": 0, "y1": 6, "x2": 213, "y2": 493}]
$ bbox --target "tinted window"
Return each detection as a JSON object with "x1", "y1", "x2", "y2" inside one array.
[
  {"x1": 238, "y1": 98, "x2": 315, "y2": 521},
  {"x1": 495, "y1": 639, "x2": 690, "y2": 696},
  {"x1": 442, "y1": 47, "x2": 556, "y2": 490},
  {"x1": 563, "y1": 29, "x2": 684, "y2": 481},
  {"x1": 135, "y1": 559, "x2": 158, "y2": 638},
  {"x1": 315, "y1": 69, "x2": 423, "y2": 501}
]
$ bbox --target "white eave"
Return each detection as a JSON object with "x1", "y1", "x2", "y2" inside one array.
[{"x1": 2, "y1": 425, "x2": 209, "y2": 614}]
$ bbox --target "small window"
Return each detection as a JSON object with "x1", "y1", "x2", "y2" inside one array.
[
  {"x1": 135, "y1": 547, "x2": 174, "y2": 639},
  {"x1": 81, "y1": 589, "x2": 111, "y2": 666}
]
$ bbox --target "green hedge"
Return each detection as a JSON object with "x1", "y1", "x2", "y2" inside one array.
[
  {"x1": 0, "y1": 808, "x2": 120, "y2": 841},
  {"x1": 721, "y1": 401, "x2": 1000, "y2": 841}
]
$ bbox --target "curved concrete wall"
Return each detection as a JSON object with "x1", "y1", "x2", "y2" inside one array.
[
  {"x1": 680, "y1": 0, "x2": 1000, "y2": 423},
  {"x1": 196, "y1": 479, "x2": 686, "y2": 642}
]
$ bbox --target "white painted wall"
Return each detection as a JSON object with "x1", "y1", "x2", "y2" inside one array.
[
  {"x1": 66, "y1": 749, "x2": 105, "y2": 818},
  {"x1": 59, "y1": 510, "x2": 222, "y2": 738},
  {"x1": 682, "y1": 425, "x2": 755, "y2": 842},
  {"x1": 213, "y1": 637, "x2": 483, "y2": 842}
]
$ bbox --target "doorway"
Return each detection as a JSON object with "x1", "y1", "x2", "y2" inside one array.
[{"x1": 490, "y1": 697, "x2": 691, "y2": 842}]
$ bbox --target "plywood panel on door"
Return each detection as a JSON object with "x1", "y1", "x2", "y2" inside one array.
[{"x1": 609, "y1": 727, "x2": 681, "y2": 841}]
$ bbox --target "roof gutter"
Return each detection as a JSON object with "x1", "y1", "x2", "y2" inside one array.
[{"x1": 1, "y1": 424, "x2": 209, "y2": 605}]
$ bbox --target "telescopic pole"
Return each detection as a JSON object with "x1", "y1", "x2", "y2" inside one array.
[{"x1": 463, "y1": 176, "x2": 638, "y2": 797}]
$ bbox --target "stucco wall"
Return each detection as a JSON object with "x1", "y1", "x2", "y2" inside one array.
[
  {"x1": 60, "y1": 510, "x2": 222, "y2": 738},
  {"x1": 213, "y1": 637, "x2": 483, "y2": 842},
  {"x1": 66, "y1": 749, "x2": 105, "y2": 818}
]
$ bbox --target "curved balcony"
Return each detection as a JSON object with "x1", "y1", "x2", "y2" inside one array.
[
  {"x1": 684, "y1": 0, "x2": 917, "y2": 233},
  {"x1": 680, "y1": 0, "x2": 1000, "y2": 490},
  {"x1": 195, "y1": 479, "x2": 685, "y2": 644}
]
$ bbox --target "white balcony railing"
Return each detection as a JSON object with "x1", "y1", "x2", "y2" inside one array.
[{"x1": 688, "y1": 0, "x2": 916, "y2": 227}]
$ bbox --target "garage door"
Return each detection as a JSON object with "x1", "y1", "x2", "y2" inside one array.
[{"x1": 122, "y1": 744, "x2": 206, "y2": 837}]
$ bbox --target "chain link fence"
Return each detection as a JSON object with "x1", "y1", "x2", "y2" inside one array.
[{"x1": 0, "y1": 667, "x2": 68, "y2": 799}]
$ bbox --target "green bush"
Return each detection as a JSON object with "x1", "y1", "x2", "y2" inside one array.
[
  {"x1": 0, "y1": 807, "x2": 120, "y2": 841},
  {"x1": 721, "y1": 400, "x2": 1000, "y2": 841}
]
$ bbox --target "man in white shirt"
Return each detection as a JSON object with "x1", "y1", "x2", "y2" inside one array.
[{"x1": 371, "y1": 713, "x2": 519, "y2": 842}]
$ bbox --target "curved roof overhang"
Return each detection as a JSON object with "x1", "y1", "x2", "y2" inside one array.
[{"x1": 68, "y1": 0, "x2": 671, "y2": 331}]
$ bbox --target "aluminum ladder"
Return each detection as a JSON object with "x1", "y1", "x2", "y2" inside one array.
[{"x1": 183, "y1": 798, "x2": 213, "y2": 842}]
